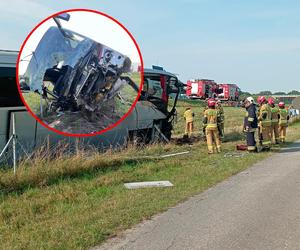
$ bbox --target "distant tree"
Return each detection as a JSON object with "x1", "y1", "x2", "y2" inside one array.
[
  {"x1": 238, "y1": 90, "x2": 252, "y2": 101},
  {"x1": 287, "y1": 90, "x2": 300, "y2": 95},
  {"x1": 273, "y1": 91, "x2": 286, "y2": 95},
  {"x1": 258, "y1": 91, "x2": 272, "y2": 96},
  {"x1": 241, "y1": 91, "x2": 252, "y2": 96}
]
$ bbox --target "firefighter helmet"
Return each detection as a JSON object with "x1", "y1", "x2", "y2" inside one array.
[
  {"x1": 278, "y1": 101, "x2": 285, "y2": 108},
  {"x1": 268, "y1": 97, "x2": 275, "y2": 105},
  {"x1": 246, "y1": 96, "x2": 254, "y2": 104},
  {"x1": 207, "y1": 99, "x2": 216, "y2": 108},
  {"x1": 257, "y1": 96, "x2": 266, "y2": 104}
]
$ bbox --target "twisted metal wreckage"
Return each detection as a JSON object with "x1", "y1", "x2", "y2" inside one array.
[{"x1": 21, "y1": 13, "x2": 138, "y2": 117}]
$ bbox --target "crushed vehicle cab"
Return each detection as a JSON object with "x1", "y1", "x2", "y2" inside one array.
[{"x1": 127, "y1": 66, "x2": 182, "y2": 143}]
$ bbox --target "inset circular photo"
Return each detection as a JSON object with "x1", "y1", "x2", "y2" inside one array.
[{"x1": 17, "y1": 9, "x2": 143, "y2": 136}]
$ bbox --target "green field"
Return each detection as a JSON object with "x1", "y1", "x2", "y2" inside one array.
[
  {"x1": 0, "y1": 102, "x2": 300, "y2": 249},
  {"x1": 23, "y1": 91, "x2": 47, "y2": 115},
  {"x1": 172, "y1": 100, "x2": 244, "y2": 136}
]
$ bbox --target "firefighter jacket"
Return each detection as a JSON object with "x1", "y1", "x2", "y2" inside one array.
[
  {"x1": 203, "y1": 106, "x2": 208, "y2": 115},
  {"x1": 217, "y1": 105, "x2": 225, "y2": 123},
  {"x1": 258, "y1": 103, "x2": 272, "y2": 127},
  {"x1": 244, "y1": 104, "x2": 258, "y2": 132},
  {"x1": 184, "y1": 109, "x2": 194, "y2": 123},
  {"x1": 279, "y1": 108, "x2": 289, "y2": 126},
  {"x1": 203, "y1": 108, "x2": 221, "y2": 130},
  {"x1": 270, "y1": 106, "x2": 280, "y2": 124}
]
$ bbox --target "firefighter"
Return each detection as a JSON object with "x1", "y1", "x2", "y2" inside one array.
[
  {"x1": 278, "y1": 101, "x2": 289, "y2": 143},
  {"x1": 268, "y1": 97, "x2": 280, "y2": 144},
  {"x1": 243, "y1": 97, "x2": 258, "y2": 152},
  {"x1": 216, "y1": 100, "x2": 225, "y2": 138},
  {"x1": 203, "y1": 99, "x2": 221, "y2": 154},
  {"x1": 257, "y1": 96, "x2": 272, "y2": 150},
  {"x1": 183, "y1": 107, "x2": 194, "y2": 137},
  {"x1": 202, "y1": 104, "x2": 208, "y2": 138}
]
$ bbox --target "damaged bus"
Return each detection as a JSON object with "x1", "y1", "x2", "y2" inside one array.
[{"x1": 0, "y1": 50, "x2": 182, "y2": 162}]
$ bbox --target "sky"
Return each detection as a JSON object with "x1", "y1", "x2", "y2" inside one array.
[{"x1": 1, "y1": 0, "x2": 300, "y2": 93}]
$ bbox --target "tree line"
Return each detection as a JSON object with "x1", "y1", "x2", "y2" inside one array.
[
  {"x1": 258, "y1": 90, "x2": 300, "y2": 95},
  {"x1": 240, "y1": 90, "x2": 300, "y2": 97}
]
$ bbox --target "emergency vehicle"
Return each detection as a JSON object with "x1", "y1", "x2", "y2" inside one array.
[
  {"x1": 185, "y1": 79, "x2": 218, "y2": 99},
  {"x1": 186, "y1": 79, "x2": 240, "y2": 101},
  {"x1": 217, "y1": 83, "x2": 239, "y2": 101}
]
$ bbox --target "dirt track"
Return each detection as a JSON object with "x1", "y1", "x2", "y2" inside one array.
[{"x1": 42, "y1": 99, "x2": 122, "y2": 134}]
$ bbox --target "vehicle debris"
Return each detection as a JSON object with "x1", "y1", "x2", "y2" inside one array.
[
  {"x1": 22, "y1": 24, "x2": 133, "y2": 116},
  {"x1": 19, "y1": 13, "x2": 140, "y2": 134},
  {"x1": 124, "y1": 181, "x2": 174, "y2": 189},
  {"x1": 160, "y1": 151, "x2": 190, "y2": 158}
]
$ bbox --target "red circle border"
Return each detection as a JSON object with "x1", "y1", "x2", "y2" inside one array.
[{"x1": 16, "y1": 8, "x2": 144, "y2": 137}]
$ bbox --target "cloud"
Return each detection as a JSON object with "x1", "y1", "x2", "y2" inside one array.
[{"x1": 0, "y1": 0, "x2": 54, "y2": 21}]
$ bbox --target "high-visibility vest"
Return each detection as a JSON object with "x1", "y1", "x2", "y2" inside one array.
[
  {"x1": 184, "y1": 109, "x2": 194, "y2": 123},
  {"x1": 259, "y1": 104, "x2": 272, "y2": 127},
  {"x1": 204, "y1": 109, "x2": 219, "y2": 130},
  {"x1": 279, "y1": 108, "x2": 288, "y2": 125},
  {"x1": 271, "y1": 106, "x2": 279, "y2": 124}
]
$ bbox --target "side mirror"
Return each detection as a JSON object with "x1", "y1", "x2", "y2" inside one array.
[
  {"x1": 53, "y1": 13, "x2": 70, "y2": 29},
  {"x1": 55, "y1": 13, "x2": 70, "y2": 21}
]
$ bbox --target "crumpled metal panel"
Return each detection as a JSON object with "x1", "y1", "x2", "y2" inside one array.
[
  {"x1": 23, "y1": 26, "x2": 131, "y2": 95},
  {"x1": 24, "y1": 26, "x2": 94, "y2": 92}
]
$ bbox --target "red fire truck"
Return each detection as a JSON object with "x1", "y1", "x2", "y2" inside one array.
[
  {"x1": 186, "y1": 79, "x2": 240, "y2": 101},
  {"x1": 217, "y1": 83, "x2": 240, "y2": 101},
  {"x1": 185, "y1": 79, "x2": 218, "y2": 99}
]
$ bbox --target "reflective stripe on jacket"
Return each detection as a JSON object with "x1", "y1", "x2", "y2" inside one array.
[
  {"x1": 203, "y1": 109, "x2": 219, "y2": 130},
  {"x1": 271, "y1": 106, "x2": 279, "y2": 124},
  {"x1": 279, "y1": 108, "x2": 288, "y2": 125},
  {"x1": 259, "y1": 104, "x2": 272, "y2": 127},
  {"x1": 244, "y1": 103, "x2": 258, "y2": 131}
]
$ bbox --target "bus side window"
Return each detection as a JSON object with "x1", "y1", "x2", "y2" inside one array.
[{"x1": 0, "y1": 67, "x2": 23, "y2": 107}]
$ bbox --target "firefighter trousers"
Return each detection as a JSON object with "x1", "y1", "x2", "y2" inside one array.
[
  {"x1": 206, "y1": 128, "x2": 221, "y2": 154},
  {"x1": 246, "y1": 131, "x2": 256, "y2": 151},
  {"x1": 260, "y1": 126, "x2": 271, "y2": 149},
  {"x1": 185, "y1": 122, "x2": 193, "y2": 137},
  {"x1": 218, "y1": 122, "x2": 224, "y2": 138},
  {"x1": 279, "y1": 125, "x2": 287, "y2": 143},
  {"x1": 270, "y1": 123, "x2": 279, "y2": 144}
]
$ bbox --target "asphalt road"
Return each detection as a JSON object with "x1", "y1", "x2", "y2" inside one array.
[{"x1": 97, "y1": 141, "x2": 300, "y2": 250}]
